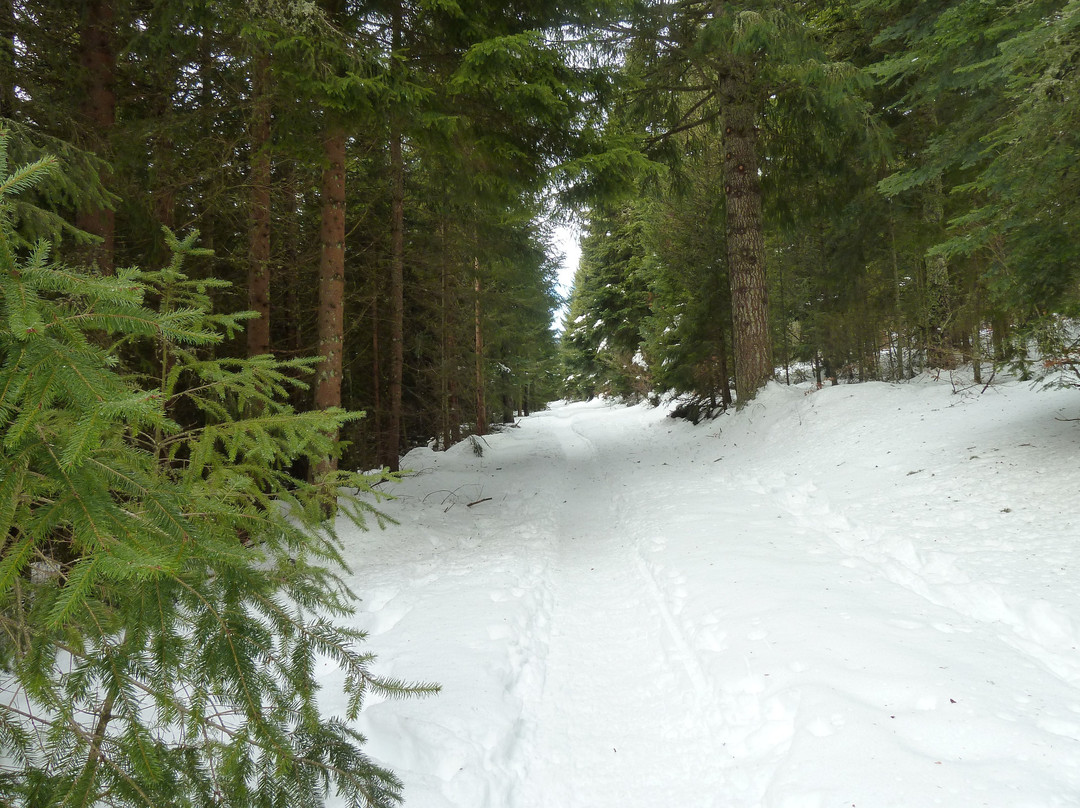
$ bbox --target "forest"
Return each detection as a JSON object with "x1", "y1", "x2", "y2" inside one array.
[
  {"x1": 562, "y1": 0, "x2": 1080, "y2": 409},
  {"x1": 0, "y1": 0, "x2": 1077, "y2": 805}
]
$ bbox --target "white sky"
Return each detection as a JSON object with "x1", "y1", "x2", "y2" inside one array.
[{"x1": 552, "y1": 223, "x2": 581, "y2": 330}]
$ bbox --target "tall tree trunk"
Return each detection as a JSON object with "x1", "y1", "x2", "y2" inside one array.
[
  {"x1": 0, "y1": 0, "x2": 17, "y2": 119},
  {"x1": 247, "y1": 51, "x2": 273, "y2": 358},
  {"x1": 972, "y1": 279, "x2": 983, "y2": 385},
  {"x1": 474, "y1": 269, "x2": 486, "y2": 436},
  {"x1": 372, "y1": 287, "x2": 385, "y2": 463},
  {"x1": 386, "y1": 127, "x2": 405, "y2": 471},
  {"x1": 446, "y1": 280, "x2": 461, "y2": 447},
  {"x1": 282, "y1": 180, "x2": 308, "y2": 414},
  {"x1": 383, "y1": 1, "x2": 405, "y2": 471},
  {"x1": 720, "y1": 79, "x2": 771, "y2": 404},
  {"x1": 717, "y1": 323, "x2": 732, "y2": 408},
  {"x1": 991, "y1": 312, "x2": 1009, "y2": 362},
  {"x1": 77, "y1": 0, "x2": 116, "y2": 274},
  {"x1": 314, "y1": 125, "x2": 347, "y2": 477},
  {"x1": 889, "y1": 211, "x2": 905, "y2": 380},
  {"x1": 501, "y1": 392, "x2": 513, "y2": 424},
  {"x1": 778, "y1": 258, "x2": 789, "y2": 385},
  {"x1": 923, "y1": 141, "x2": 952, "y2": 366},
  {"x1": 440, "y1": 228, "x2": 453, "y2": 450}
]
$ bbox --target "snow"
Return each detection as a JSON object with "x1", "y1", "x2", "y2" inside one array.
[{"x1": 325, "y1": 377, "x2": 1080, "y2": 807}]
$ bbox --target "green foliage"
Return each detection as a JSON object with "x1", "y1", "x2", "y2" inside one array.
[
  {"x1": 576, "y1": 0, "x2": 1080, "y2": 400},
  {"x1": 561, "y1": 204, "x2": 651, "y2": 400},
  {"x1": 0, "y1": 137, "x2": 436, "y2": 808},
  {"x1": 867, "y1": 0, "x2": 1080, "y2": 367},
  {"x1": 637, "y1": 151, "x2": 733, "y2": 407}
]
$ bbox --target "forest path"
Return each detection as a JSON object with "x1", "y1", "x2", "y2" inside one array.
[
  {"x1": 345, "y1": 387, "x2": 1080, "y2": 808},
  {"x1": 514, "y1": 403, "x2": 729, "y2": 808}
]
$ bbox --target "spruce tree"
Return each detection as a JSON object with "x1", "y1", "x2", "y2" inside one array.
[
  {"x1": 614, "y1": 0, "x2": 869, "y2": 401},
  {"x1": 0, "y1": 134, "x2": 435, "y2": 807}
]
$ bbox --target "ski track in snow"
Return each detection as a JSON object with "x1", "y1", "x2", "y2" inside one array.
[{"x1": 332, "y1": 380, "x2": 1080, "y2": 808}]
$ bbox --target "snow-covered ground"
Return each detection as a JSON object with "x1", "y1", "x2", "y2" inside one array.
[{"x1": 325, "y1": 376, "x2": 1080, "y2": 807}]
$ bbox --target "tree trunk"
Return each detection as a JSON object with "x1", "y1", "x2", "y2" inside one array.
[
  {"x1": 447, "y1": 314, "x2": 461, "y2": 447},
  {"x1": 889, "y1": 211, "x2": 905, "y2": 380},
  {"x1": 717, "y1": 322, "x2": 733, "y2": 407},
  {"x1": 991, "y1": 312, "x2": 1009, "y2": 362},
  {"x1": 440, "y1": 230, "x2": 454, "y2": 449},
  {"x1": 314, "y1": 125, "x2": 347, "y2": 476},
  {"x1": 779, "y1": 259, "x2": 789, "y2": 384},
  {"x1": 372, "y1": 286, "x2": 385, "y2": 461},
  {"x1": 474, "y1": 270, "x2": 486, "y2": 436},
  {"x1": 720, "y1": 80, "x2": 772, "y2": 404},
  {"x1": 247, "y1": 51, "x2": 273, "y2": 358},
  {"x1": 0, "y1": 0, "x2": 17, "y2": 118},
  {"x1": 281, "y1": 178, "x2": 306, "y2": 413},
  {"x1": 77, "y1": 0, "x2": 116, "y2": 274},
  {"x1": 382, "y1": 1, "x2": 405, "y2": 471},
  {"x1": 386, "y1": 125, "x2": 405, "y2": 471},
  {"x1": 972, "y1": 280, "x2": 984, "y2": 384},
  {"x1": 923, "y1": 171, "x2": 952, "y2": 367}
]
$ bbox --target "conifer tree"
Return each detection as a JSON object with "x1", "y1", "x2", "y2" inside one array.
[
  {"x1": 0, "y1": 135, "x2": 434, "y2": 807},
  {"x1": 617, "y1": 0, "x2": 868, "y2": 401},
  {"x1": 561, "y1": 203, "x2": 651, "y2": 400}
]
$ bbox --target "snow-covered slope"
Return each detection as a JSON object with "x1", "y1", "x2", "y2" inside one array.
[{"x1": 325, "y1": 377, "x2": 1080, "y2": 807}]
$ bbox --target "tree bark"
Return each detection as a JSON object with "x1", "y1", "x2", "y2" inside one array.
[
  {"x1": 0, "y1": 0, "x2": 17, "y2": 118},
  {"x1": 720, "y1": 79, "x2": 772, "y2": 404},
  {"x1": 77, "y1": 0, "x2": 116, "y2": 274},
  {"x1": 314, "y1": 126, "x2": 347, "y2": 475},
  {"x1": 474, "y1": 269, "x2": 486, "y2": 436},
  {"x1": 439, "y1": 228, "x2": 454, "y2": 450},
  {"x1": 889, "y1": 211, "x2": 905, "y2": 380},
  {"x1": 386, "y1": 126, "x2": 405, "y2": 471},
  {"x1": 381, "y1": 1, "x2": 405, "y2": 471},
  {"x1": 247, "y1": 51, "x2": 273, "y2": 358},
  {"x1": 716, "y1": 321, "x2": 732, "y2": 407},
  {"x1": 372, "y1": 287, "x2": 385, "y2": 462}
]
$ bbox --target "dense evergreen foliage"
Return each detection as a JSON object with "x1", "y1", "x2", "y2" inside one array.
[
  {"x1": 0, "y1": 0, "x2": 610, "y2": 469},
  {"x1": 0, "y1": 141, "x2": 436, "y2": 806},
  {"x1": 562, "y1": 0, "x2": 1080, "y2": 406}
]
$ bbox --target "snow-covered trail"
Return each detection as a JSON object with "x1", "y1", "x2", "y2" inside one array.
[
  {"x1": 517, "y1": 404, "x2": 728, "y2": 807},
  {"x1": 335, "y1": 380, "x2": 1080, "y2": 808}
]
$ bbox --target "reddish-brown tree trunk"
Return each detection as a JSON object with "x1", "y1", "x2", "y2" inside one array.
[
  {"x1": 247, "y1": 52, "x2": 272, "y2": 358},
  {"x1": 721, "y1": 81, "x2": 772, "y2": 403},
  {"x1": 314, "y1": 126, "x2": 347, "y2": 475},
  {"x1": 77, "y1": 0, "x2": 116, "y2": 274}
]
